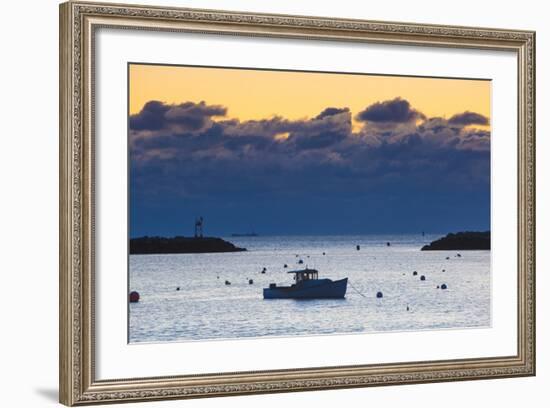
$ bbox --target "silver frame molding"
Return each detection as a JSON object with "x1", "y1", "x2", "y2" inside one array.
[{"x1": 59, "y1": 1, "x2": 536, "y2": 405}]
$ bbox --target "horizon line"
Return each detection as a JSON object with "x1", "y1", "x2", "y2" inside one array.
[{"x1": 129, "y1": 230, "x2": 490, "y2": 239}]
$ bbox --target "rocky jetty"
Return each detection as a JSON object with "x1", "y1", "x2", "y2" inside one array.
[
  {"x1": 130, "y1": 236, "x2": 246, "y2": 254},
  {"x1": 421, "y1": 231, "x2": 490, "y2": 251}
]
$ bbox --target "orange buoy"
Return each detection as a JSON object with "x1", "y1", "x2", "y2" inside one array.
[{"x1": 129, "y1": 291, "x2": 140, "y2": 303}]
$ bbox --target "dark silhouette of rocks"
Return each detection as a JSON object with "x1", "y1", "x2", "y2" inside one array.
[
  {"x1": 421, "y1": 231, "x2": 490, "y2": 251},
  {"x1": 130, "y1": 236, "x2": 246, "y2": 254}
]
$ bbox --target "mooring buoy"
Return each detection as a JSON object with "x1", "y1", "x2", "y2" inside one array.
[{"x1": 129, "y1": 291, "x2": 140, "y2": 303}]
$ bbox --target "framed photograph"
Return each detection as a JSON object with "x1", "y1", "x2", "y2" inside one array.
[{"x1": 59, "y1": 1, "x2": 536, "y2": 405}]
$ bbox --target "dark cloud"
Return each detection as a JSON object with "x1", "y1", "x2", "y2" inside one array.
[
  {"x1": 315, "y1": 107, "x2": 350, "y2": 120},
  {"x1": 288, "y1": 107, "x2": 351, "y2": 150},
  {"x1": 130, "y1": 99, "x2": 489, "y2": 175},
  {"x1": 356, "y1": 98, "x2": 425, "y2": 123},
  {"x1": 130, "y1": 100, "x2": 227, "y2": 132},
  {"x1": 449, "y1": 111, "x2": 489, "y2": 126},
  {"x1": 129, "y1": 100, "x2": 170, "y2": 131},
  {"x1": 164, "y1": 101, "x2": 227, "y2": 130},
  {"x1": 130, "y1": 98, "x2": 490, "y2": 235}
]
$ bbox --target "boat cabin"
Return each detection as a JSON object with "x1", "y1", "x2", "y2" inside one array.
[{"x1": 288, "y1": 268, "x2": 319, "y2": 284}]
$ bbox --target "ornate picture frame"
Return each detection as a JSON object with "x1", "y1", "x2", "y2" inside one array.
[{"x1": 59, "y1": 1, "x2": 535, "y2": 405}]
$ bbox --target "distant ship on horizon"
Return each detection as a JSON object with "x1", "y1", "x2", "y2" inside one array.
[{"x1": 231, "y1": 232, "x2": 259, "y2": 237}]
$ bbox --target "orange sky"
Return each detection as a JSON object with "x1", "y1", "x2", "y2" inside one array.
[{"x1": 129, "y1": 63, "x2": 491, "y2": 129}]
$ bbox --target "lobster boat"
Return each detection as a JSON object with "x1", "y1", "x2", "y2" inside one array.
[{"x1": 263, "y1": 268, "x2": 347, "y2": 299}]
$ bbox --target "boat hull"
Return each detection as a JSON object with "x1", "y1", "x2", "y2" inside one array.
[{"x1": 263, "y1": 278, "x2": 348, "y2": 299}]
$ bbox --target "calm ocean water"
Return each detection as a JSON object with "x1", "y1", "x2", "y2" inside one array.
[{"x1": 129, "y1": 234, "x2": 490, "y2": 343}]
